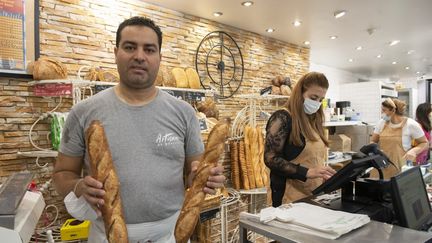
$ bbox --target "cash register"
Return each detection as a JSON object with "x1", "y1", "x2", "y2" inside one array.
[{"x1": 312, "y1": 144, "x2": 432, "y2": 231}]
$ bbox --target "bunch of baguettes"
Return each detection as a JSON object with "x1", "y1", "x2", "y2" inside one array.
[{"x1": 230, "y1": 125, "x2": 269, "y2": 190}]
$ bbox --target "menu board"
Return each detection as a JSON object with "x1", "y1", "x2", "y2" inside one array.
[{"x1": 0, "y1": 0, "x2": 25, "y2": 70}]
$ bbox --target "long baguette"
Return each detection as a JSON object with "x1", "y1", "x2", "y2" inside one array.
[
  {"x1": 174, "y1": 122, "x2": 229, "y2": 243},
  {"x1": 85, "y1": 120, "x2": 128, "y2": 243}
]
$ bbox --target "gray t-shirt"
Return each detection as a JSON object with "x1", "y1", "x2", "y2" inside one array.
[{"x1": 59, "y1": 87, "x2": 204, "y2": 223}]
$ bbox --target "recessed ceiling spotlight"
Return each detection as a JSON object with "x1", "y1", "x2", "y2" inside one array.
[
  {"x1": 334, "y1": 10, "x2": 347, "y2": 18},
  {"x1": 407, "y1": 50, "x2": 415, "y2": 55},
  {"x1": 348, "y1": 58, "x2": 353, "y2": 62},
  {"x1": 389, "y1": 40, "x2": 400, "y2": 46},
  {"x1": 213, "y1": 12, "x2": 223, "y2": 17},
  {"x1": 405, "y1": 66, "x2": 410, "y2": 70},
  {"x1": 330, "y1": 35, "x2": 338, "y2": 40},
  {"x1": 303, "y1": 41, "x2": 310, "y2": 45},
  {"x1": 266, "y1": 28, "x2": 275, "y2": 33},
  {"x1": 356, "y1": 46, "x2": 362, "y2": 51},
  {"x1": 241, "y1": 1, "x2": 254, "y2": 7},
  {"x1": 293, "y1": 20, "x2": 302, "y2": 27},
  {"x1": 392, "y1": 61, "x2": 397, "y2": 64},
  {"x1": 417, "y1": 71, "x2": 421, "y2": 74},
  {"x1": 377, "y1": 54, "x2": 382, "y2": 58}
]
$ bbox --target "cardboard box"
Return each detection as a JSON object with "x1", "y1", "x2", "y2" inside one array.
[{"x1": 329, "y1": 134, "x2": 352, "y2": 152}]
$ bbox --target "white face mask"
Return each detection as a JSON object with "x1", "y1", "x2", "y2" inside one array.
[
  {"x1": 303, "y1": 98, "x2": 321, "y2": 115},
  {"x1": 382, "y1": 114, "x2": 391, "y2": 121}
]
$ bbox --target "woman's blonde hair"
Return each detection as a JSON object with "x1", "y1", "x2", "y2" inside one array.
[
  {"x1": 382, "y1": 98, "x2": 406, "y2": 116},
  {"x1": 287, "y1": 72, "x2": 329, "y2": 146}
]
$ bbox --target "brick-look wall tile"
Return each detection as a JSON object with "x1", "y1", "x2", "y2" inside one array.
[{"x1": 0, "y1": 0, "x2": 309, "y2": 240}]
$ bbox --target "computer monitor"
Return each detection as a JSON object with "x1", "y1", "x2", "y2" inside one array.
[
  {"x1": 312, "y1": 155, "x2": 379, "y2": 195},
  {"x1": 391, "y1": 166, "x2": 432, "y2": 230}
]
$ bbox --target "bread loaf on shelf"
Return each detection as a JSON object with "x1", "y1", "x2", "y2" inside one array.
[
  {"x1": 244, "y1": 125, "x2": 256, "y2": 189},
  {"x1": 185, "y1": 67, "x2": 201, "y2": 89},
  {"x1": 30, "y1": 57, "x2": 68, "y2": 80},
  {"x1": 251, "y1": 127, "x2": 264, "y2": 188},
  {"x1": 256, "y1": 126, "x2": 269, "y2": 187},
  {"x1": 238, "y1": 140, "x2": 250, "y2": 190},
  {"x1": 172, "y1": 67, "x2": 189, "y2": 88},
  {"x1": 230, "y1": 140, "x2": 241, "y2": 190},
  {"x1": 174, "y1": 122, "x2": 229, "y2": 243},
  {"x1": 85, "y1": 120, "x2": 128, "y2": 243}
]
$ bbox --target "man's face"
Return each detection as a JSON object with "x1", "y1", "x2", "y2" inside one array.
[{"x1": 114, "y1": 25, "x2": 161, "y2": 89}]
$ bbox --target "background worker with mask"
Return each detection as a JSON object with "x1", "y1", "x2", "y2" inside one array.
[
  {"x1": 264, "y1": 72, "x2": 336, "y2": 207},
  {"x1": 370, "y1": 98, "x2": 428, "y2": 178}
]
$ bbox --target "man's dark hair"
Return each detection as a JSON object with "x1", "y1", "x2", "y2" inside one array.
[{"x1": 116, "y1": 16, "x2": 163, "y2": 51}]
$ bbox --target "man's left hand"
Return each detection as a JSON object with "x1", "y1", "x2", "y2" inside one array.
[{"x1": 189, "y1": 161, "x2": 226, "y2": 195}]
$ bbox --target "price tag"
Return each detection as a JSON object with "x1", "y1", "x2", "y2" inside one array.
[{"x1": 33, "y1": 83, "x2": 72, "y2": 97}]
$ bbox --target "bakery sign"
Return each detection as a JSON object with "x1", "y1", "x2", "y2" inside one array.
[{"x1": 33, "y1": 83, "x2": 73, "y2": 97}]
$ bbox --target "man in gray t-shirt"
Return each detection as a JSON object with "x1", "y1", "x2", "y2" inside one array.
[{"x1": 53, "y1": 16, "x2": 226, "y2": 242}]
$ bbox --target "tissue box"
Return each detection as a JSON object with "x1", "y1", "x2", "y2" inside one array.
[
  {"x1": 60, "y1": 219, "x2": 90, "y2": 241},
  {"x1": 329, "y1": 134, "x2": 351, "y2": 152}
]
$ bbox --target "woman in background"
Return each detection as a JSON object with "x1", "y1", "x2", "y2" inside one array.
[
  {"x1": 370, "y1": 98, "x2": 428, "y2": 178},
  {"x1": 264, "y1": 72, "x2": 336, "y2": 207},
  {"x1": 415, "y1": 102, "x2": 431, "y2": 165}
]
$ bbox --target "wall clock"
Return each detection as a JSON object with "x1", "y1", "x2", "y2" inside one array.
[{"x1": 195, "y1": 31, "x2": 244, "y2": 99}]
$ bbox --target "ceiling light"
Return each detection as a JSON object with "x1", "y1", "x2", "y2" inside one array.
[
  {"x1": 293, "y1": 20, "x2": 302, "y2": 27},
  {"x1": 303, "y1": 41, "x2": 310, "y2": 45},
  {"x1": 330, "y1": 35, "x2": 338, "y2": 40},
  {"x1": 389, "y1": 40, "x2": 400, "y2": 46},
  {"x1": 213, "y1": 12, "x2": 223, "y2": 17},
  {"x1": 348, "y1": 58, "x2": 353, "y2": 62},
  {"x1": 356, "y1": 46, "x2": 362, "y2": 51},
  {"x1": 241, "y1": 1, "x2": 253, "y2": 7},
  {"x1": 266, "y1": 28, "x2": 275, "y2": 33},
  {"x1": 407, "y1": 50, "x2": 415, "y2": 55},
  {"x1": 377, "y1": 54, "x2": 382, "y2": 58},
  {"x1": 334, "y1": 10, "x2": 347, "y2": 19},
  {"x1": 392, "y1": 61, "x2": 397, "y2": 64},
  {"x1": 405, "y1": 66, "x2": 410, "y2": 70},
  {"x1": 417, "y1": 71, "x2": 421, "y2": 74},
  {"x1": 423, "y1": 58, "x2": 428, "y2": 62}
]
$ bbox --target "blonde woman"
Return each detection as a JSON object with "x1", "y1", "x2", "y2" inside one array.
[
  {"x1": 264, "y1": 72, "x2": 336, "y2": 207},
  {"x1": 370, "y1": 98, "x2": 428, "y2": 178}
]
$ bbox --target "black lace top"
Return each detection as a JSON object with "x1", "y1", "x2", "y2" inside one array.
[{"x1": 265, "y1": 109, "x2": 309, "y2": 180}]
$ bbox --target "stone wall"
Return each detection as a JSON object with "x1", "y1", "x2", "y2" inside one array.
[{"x1": 0, "y1": 0, "x2": 309, "y2": 240}]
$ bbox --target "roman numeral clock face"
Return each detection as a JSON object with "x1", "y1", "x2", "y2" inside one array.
[{"x1": 195, "y1": 31, "x2": 244, "y2": 99}]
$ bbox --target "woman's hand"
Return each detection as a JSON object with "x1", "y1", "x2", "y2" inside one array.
[
  {"x1": 75, "y1": 176, "x2": 105, "y2": 217},
  {"x1": 403, "y1": 150, "x2": 417, "y2": 162},
  {"x1": 306, "y1": 166, "x2": 336, "y2": 180}
]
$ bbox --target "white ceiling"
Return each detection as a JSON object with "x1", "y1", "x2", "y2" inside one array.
[{"x1": 143, "y1": 0, "x2": 432, "y2": 80}]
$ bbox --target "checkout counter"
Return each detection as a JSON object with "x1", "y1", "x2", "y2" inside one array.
[{"x1": 239, "y1": 144, "x2": 432, "y2": 242}]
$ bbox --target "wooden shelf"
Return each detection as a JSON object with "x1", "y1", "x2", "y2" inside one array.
[{"x1": 17, "y1": 150, "x2": 58, "y2": 158}]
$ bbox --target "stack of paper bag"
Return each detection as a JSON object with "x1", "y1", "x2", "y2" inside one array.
[{"x1": 240, "y1": 202, "x2": 370, "y2": 240}]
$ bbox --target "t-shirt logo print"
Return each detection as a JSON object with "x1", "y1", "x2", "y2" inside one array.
[{"x1": 156, "y1": 133, "x2": 181, "y2": 146}]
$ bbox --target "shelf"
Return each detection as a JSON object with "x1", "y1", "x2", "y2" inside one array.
[
  {"x1": 17, "y1": 150, "x2": 58, "y2": 158},
  {"x1": 324, "y1": 121, "x2": 362, "y2": 127},
  {"x1": 235, "y1": 94, "x2": 289, "y2": 99},
  {"x1": 157, "y1": 86, "x2": 213, "y2": 94},
  {"x1": 239, "y1": 187, "x2": 267, "y2": 195},
  {"x1": 29, "y1": 79, "x2": 117, "y2": 86}
]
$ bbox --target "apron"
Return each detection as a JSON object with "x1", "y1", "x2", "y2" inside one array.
[
  {"x1": 369, "y1": 119, "x2": 406, "y2": 179},
  {"x1": 89, "y1": 211, "x2": 179, "y2": 243},
  {"x1": 282, "y1": 131, "x2": 327, "y2": 203}
]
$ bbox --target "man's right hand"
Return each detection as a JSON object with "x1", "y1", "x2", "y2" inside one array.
[
  {"x1": 75, "y1": 176, "x2": 105, "y2": 216},
  {"x1": 306, "y1": 166, "x2": 336, "y2": 180}
]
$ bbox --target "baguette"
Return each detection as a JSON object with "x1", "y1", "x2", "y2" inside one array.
[
  {"x1": 175, "y1": 122, "x2": 229, "y2": 243},
  {"x1": 244, "y1": 126, "x2": 256, "y2": 189},
  {"x1": 238, "y1": 140, "x2": 250, "y2": 190},
  {"x1": 85, "y1": 120, "x2": 128, "y2": 243},
  {"x1": 230, "y1": 141, "x2": 241, "y2": 190},
  {"x1": 252, "y1": 127, "x2": 264, "y2": 188}
]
